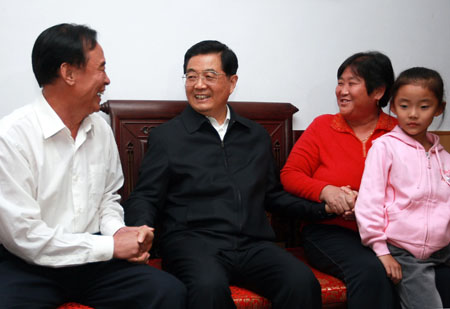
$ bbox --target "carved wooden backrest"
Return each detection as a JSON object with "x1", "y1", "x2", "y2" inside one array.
[{"x1": 100, "y1": 100, "x2": 298, "y2": 202}]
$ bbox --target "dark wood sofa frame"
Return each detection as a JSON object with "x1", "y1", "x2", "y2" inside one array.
[{"x1": 59, "y1": 100, "x2": 346, "y2": 309}]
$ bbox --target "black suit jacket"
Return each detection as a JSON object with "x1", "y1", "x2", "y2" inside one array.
[{"x1": 124, "y1": 104, "x2": 328, "y2": 249}]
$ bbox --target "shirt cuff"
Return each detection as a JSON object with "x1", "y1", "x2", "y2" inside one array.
[
  {"x1": 372, "y1": 241, "x2": 390, "y2": 257},
  {"x1": 91, "y1": 235, "x2": 114, "y2": 261},
  {"x1": 102, "y1": 220, "x2": 125, "y2": 236}
]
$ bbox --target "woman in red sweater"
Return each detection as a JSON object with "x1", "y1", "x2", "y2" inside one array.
[{"x1": 281, "y1": 52, "x2": 398, "y2": 308}]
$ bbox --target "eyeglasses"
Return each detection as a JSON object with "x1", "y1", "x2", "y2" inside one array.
[{"x1": 182, "y1": 70, "x2": 226, "y2": 85}]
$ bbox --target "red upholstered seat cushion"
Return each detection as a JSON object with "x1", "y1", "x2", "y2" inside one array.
[
  {"x1": 228, "y1": 286, "x2": 270, "y2": 309},
  {"x1": 57, "y1": 303, "x2": 92, "y2": 309},
  {"x1": 57, "y1": 288, "x2": 270, "y2": 309},
  {"x1": 287, "y1": 247, "x2": 347, "y2": 306},
  {"x1": 58, "y1": 248, "x2": 346, "y2": 309}
]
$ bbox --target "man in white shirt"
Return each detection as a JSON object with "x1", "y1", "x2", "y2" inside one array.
[{"x1": 0, "y1": 23, "x2": 186, "y2": 308}]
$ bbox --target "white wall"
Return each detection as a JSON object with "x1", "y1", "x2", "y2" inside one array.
[{"x1": 1, "y1": 0, "x2": 449, "y2": 130}]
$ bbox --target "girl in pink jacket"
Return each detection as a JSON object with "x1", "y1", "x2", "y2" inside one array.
[{"x1": 355, "y1": 67, "x2": 450, "y2": 309}]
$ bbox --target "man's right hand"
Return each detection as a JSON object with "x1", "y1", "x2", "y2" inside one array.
[{"x1": 113, "y1": 225, "x2": 154, "y2": 263}]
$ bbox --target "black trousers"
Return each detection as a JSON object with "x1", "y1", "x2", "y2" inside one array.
[
  {"x1": 302, "y1": 224, "x2": 399, "y2": 309},
  {"x1": 302, "y1": 224, "x2": 450, "y2": 308},
  {"x1": 0, "y1": 247, "x2": 186, "y2": 309},
  {"x1": 435, "y1": 263, "x2": 450, "y2": 306},
  {"x1": 161, "y1": 236, "x2": 321, "y2": 309}
]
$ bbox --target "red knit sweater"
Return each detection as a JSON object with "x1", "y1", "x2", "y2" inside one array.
[{"x1": 281, "y1": 112, "x2": 397, "y2": 231}]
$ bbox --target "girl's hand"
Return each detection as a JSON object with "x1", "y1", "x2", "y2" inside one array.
[{"x1": 378, "y1": 254, "x2": 402, "y2": 284}]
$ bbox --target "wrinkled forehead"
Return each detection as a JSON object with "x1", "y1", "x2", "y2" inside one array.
[{"x1": 186, "y1": 53, "x2": 223, "y2": 72}]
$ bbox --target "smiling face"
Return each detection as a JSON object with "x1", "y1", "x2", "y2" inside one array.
[
  {"x1": 184, "y1": 53, "x2": 237, "y2": 123},
  {"x1": 391, "y1": 84, "x2": 444, "y2": 146},
  {"x1": 335, "y1": 67, "x2": 383, "y2": 122},
  {"x1": 72, "y1": 43, "x2": 110, "y2": 114}
]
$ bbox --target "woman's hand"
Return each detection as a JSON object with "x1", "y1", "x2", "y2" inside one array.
[
  {"x1": 378, "y1": 254, "x2": 402, "y2": 284},
  {"x1": 340, "y1": 186, "x2": 358, "y2": 220},
  {"x1": 320, "y1": 185, "x2": 354, "y2": 215}
]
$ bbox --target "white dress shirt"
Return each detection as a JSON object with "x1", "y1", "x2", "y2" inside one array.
[
  {"x1": 0, "y1": 93, "x2": 125, "y2": 267},
  {"x1": 206, "y1": 105, "x2": 231, "y2": 141}
]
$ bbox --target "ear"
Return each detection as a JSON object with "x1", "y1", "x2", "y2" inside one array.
[
  {"x1": 435, "y1": 101, "x2": 446, "y2": 117},
  {"x1": 59, "y1": 62, "x2": 76, "y2": 86},
  {"x1": 372, "y1": 86, "x2": 386, "y2": 101},
  {"x1": 229, "y1": 75, "x2": 238, "y2": 94}
]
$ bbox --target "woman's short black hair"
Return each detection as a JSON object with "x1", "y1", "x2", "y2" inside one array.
[{"x1": 337, "y1": 51, "x2": 394, "y2": 108}]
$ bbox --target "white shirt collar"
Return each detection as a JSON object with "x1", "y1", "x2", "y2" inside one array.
[
  {"x1": 33, "y1": 93, "x2": 66, "y2": 140},
  {"x1": 33, "y1": 92, "x2": 94, "y2": 140},
  {"x1": 206, "y1": 105, "x2": 230, "y2": 140}
]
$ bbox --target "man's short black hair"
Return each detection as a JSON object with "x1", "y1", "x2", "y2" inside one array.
[
  {"x1": 32, "y1": 23, "x2": 97, "y2": 87},
  {"x1": 183, "y1": 40, "x2": 238, "y2": 76}
]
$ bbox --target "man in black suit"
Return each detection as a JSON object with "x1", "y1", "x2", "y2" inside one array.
[{"x1": 124, "y1": 40, "x2": 334, "y2": 309}]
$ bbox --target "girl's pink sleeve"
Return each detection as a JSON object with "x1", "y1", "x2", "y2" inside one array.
[{"x1": 355, "y1": 140, "x2": 392, "y2": 257}]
